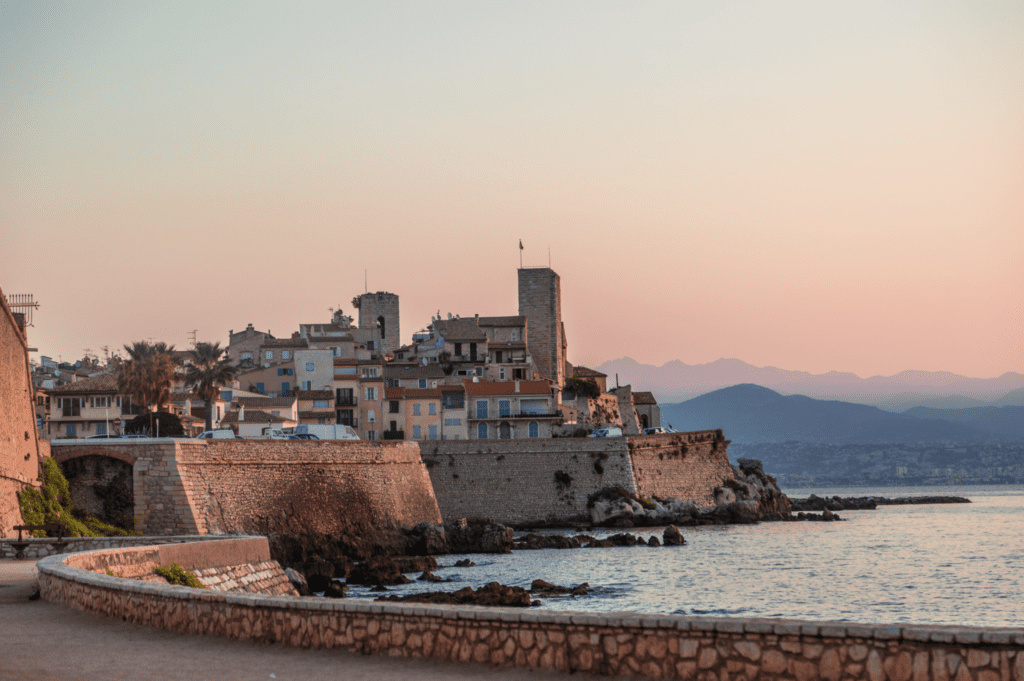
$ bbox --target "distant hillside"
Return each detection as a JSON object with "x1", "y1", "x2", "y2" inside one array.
[
  {"x1": 660, "y1": 384, "x2": 1000, "y2": 445},
  {"x1": 902, "y1": 405, "x2": 1024, "y2": 440},
  {"x1": 597, "y1": 357, "x2": 1024, "y2": 410}
]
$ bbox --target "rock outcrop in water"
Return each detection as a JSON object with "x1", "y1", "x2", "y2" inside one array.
[
  {"x1": 587, "y1": 458, "x2": 793, "y2": 528},
  {"x1": 790, "y1": 494, "x2": 971, "y2": 512}
]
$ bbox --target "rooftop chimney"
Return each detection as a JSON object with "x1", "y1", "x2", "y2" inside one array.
[{"x1": 239, "y1": 405, "x2": 245, "y2": 421}]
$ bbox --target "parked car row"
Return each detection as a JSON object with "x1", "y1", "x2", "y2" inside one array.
[{"x1": 588, "y1": 426, "x2": 680, "y2": 438}]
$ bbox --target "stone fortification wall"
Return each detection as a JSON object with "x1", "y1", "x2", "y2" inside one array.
[
  {"x1": 424, "y1": 439, "x2": 638, "y2": 526},
  {"x1": 50, "y1": 439, "x2": 442, "y2": 536},
  {"x1": 629, "y1": 430, "x2": 736, "y2": 507},
  {"x1": 0, "y1": 286, "x2": 43, "y2": 537},
  {"x1": 426, "y1": 432, "x2": 737, "y2": 526},
  {"x1": 39, "y1": 543, "x2": 1024, "y2": 681}
]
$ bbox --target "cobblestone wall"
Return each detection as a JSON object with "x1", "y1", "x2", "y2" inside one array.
[
  {"x1": 50, "y1": 440, "x2": 442, "y2": 536},
  {"x1": 38, "y1": 542, "x2": 1024, "y2": 681}
]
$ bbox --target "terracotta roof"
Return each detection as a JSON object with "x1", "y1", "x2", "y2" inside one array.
[
  {"x1": 490, "y1": 340, "x2": 527, "y2": 350},
  {"x1": 573, "y1": 366, "x2": 607, "y2": 378},
  {"x1": 404, "y1": 388, "x2": 442, "y2": 399},
  {"x1": 431, "y1": 318, "x2": 487, "y2": 341},
  {"x1": 261, "y1": 338, "x2": 309, "y2": 349},
  {"x1": 383, "y1": 364, "x2": 446, "y2": 379},
  {"x1": 295, "y1": 390, "x2": 333, "y2": 400},
  {"x1": 477, "y1": 316, "x2": 526, "y2": 328},
  {"x1": 439, "y1": 385, "x2": 465, "y2": 394},
  {"x1": 47, "y1": 373, "x2": 118, "y2": 394},
  {"x1": 236, "y1": 396, "x2": 296, "y2": 408},
  {"x1": 462, "y1": 379, "x2": 550, "y2": 396},
  {"x1": 385, "y1": 387, "x2": 405, "y2": 399},
  {"x1": 633, "y1": 391, "x2": 658, "y2": 405},
  {"x1": 220, "y1": 410, "x2": 292, "y2": 425}
]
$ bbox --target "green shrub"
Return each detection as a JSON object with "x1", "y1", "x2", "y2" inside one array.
[
  {"x1": 17, "y1": 458, "x2": 134, "y2": 538},
  {"x1": 154, "y1": 563, "x2": 206, "y2": 589}
]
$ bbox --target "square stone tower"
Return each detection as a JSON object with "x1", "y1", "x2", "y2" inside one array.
[
  {"x1": 518, "y1": 267, "x2": 565, "y2": 388},
  {"x1": 352, "y1": 291, "x2": 401, "y2": 356}
]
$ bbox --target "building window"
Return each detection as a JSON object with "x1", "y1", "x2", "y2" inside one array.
[
  {"x1": 514, "y1": 368, "x2": 525, "y2": 380},
  {"x1": 499, "y1": 368, "x2": 506, "y2": 380},
  {"x1": 61, "y1": 398, "x2": 81, "y2": 417},
  {"x1": 477, "y1": 423, "x2": 488, "y2": 439},
  {"x1": 314, "y1": 399, "x2": 329, "y2": 408},
  {"x1": 499, "y1": 421, "x2": 511, "y2": 439},
  {"x1": 366, "y1": 430, "x2": 377, "y2": 440},
  {"x1": 529, "y1": 421, "x2": 539, "y2": 438},
  {"x1": 389, "y1": 400, "x2": 399, "y2": 414},
  {"x1": 94, "y1": 396, "x2": 110, "y2": 408},
  {"x1": 282, "y1": 351, "x2": 291, "y2": 360},
  {"x1": 454, "y1": 343, "x2": 462, "y2": 356},
  {"x1": 413, "y1": 403, "x2": 420, "y2": 416},
  {"x1": 301, "y1": 380, "x2": 311, "y2": 391},
  {"x1": 429, "y1": 425, "x2": 437, "y2": 440},
  {"x1": 499, "y1": 400, "x2": 511, "y2": 418},
  {"x1": 476, "y1": 400, "x2": 488, "y2": 419},
  {"x1": 306, "y1": 362, "x2": 315, "y2": 371},
  {"x1": 368, "y1": 409, "x2": 376, "y2": 423},
  {"x1": 366, "y1": 387, "x2": 377, "y2": 401},
  {"x1": 418, "y1": 379, "x2": 427, "y2": 388},
  {"x1": 475, "y1": 366, "x2": 483, "y2": 377},
  {"x1": 277, "y1": 368, "x2": 284, "y2": 376},
  {"x1": 256, "y1": 383, "x2": 265, "y2": 394},
  {"x1": 67, "y1": 424, "x2": 77, "y2": 438},
  {"x1": 363, "y1": 367, "x2": 379, "y2": 378},
  {"x1": 272, "y1": 411, "x2": 280, "y2": 416},
  {"x1": 445, "y1": 417, "x2": 461, "y2": 426},
  {"x1": 241, "y1": 352, "x2": 253, "y2": 362},
  {"x1": 265, "y1": 351, "x2": 273, "y2": 360},
  {"x1": 428, "y1": 403, "x2": 436, "y2": 415},
  {"x1": 96, "y1": 422, "x2": 107, "y2": 436},
  {"x1": 282, "y1": 382, "x2": 291, "y2": 395},
  {"x1": 413, "y1": 425, "x2": 421, "y2": 439}
]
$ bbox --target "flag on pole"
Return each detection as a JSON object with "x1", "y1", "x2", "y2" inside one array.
[{"x1": 519, "y1": 239, "x2": 523, "y2": 250}]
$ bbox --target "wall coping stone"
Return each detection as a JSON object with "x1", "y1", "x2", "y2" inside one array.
[{"x1": 36, "y1": 541, "x2": 1024, "y2": 653}]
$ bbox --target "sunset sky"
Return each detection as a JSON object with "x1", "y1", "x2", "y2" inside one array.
[{"x1": 2, "y1": 1, "x2": 1021, "y2": 380}]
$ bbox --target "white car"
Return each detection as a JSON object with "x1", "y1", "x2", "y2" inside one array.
[
  {"x1": 589, "y1": 427, "x2": 623, "y2": 438},
  {"x1": 642, "y1": 427, "x2": 669, "y2": 435},
  {"x1": 195, "y1": 430, "x2": 239, "y2": 440}
]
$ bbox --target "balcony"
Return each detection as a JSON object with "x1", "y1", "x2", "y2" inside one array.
[
  {"x1": 382, "y1": 430, "x2": 405, "y2": 441},
  {"x1": 335, "y1": 396, "x2": 357, "y2": 407},
  {"x1": 470, "y1": 411, "x2": 562, "y2": 421}
]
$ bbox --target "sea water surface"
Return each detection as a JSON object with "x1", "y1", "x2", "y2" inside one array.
[{"x1": 346, "y1": 485, "x2": 1024, "y2": 628}]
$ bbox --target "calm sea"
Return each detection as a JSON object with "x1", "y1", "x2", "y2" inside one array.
[{"x1": 346, "y1": 485, "x2": 1024, "y2": 628}]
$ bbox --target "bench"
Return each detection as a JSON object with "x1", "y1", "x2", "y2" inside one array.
[{"x1": 8, "y1": 523, "x2": 71, "y2": 560}]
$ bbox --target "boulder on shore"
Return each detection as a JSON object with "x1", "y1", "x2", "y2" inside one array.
[
  {"x1": 376, "y1": 582, "x2": 538, "y2": 607},
  {"x1": 662, "y1": 525, "x2": 685, "y2": 546}
]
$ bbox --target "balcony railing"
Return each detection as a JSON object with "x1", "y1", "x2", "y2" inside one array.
[
  {"x1": 471, "y1": 411, "x2": 562, "y2": 421},
  {"x1": 335, "y1": 396, "x2": 357, "y2": 407},
  {"x1": 382, "y1": 430, "x2": 405, "y2": 441}
]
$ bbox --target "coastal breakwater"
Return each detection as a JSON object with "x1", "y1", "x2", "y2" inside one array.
[{"x1": 39, "y1": 540, "x2": 1024, "y2": 681}]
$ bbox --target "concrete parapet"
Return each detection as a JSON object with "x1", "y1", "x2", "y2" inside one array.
[{"x1": 38, "y1": 540, "x2": 1024, "y2": 680}]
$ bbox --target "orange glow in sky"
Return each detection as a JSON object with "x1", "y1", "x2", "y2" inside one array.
[{"x1": 2, "y1": 2, "x2": 1021, "y2": 378}]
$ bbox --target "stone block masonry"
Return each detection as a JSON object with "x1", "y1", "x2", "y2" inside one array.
[
  {"x1": 49, "y1": 439, "x2": 442, "y2": 537},
  {"x1": 426, "y1": 431, "x2": 736, "y2": 526},
  {"x1": 39, "y1": 540, "x2": 1024, "y2": 681}
]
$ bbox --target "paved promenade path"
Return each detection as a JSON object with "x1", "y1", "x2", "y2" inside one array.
[{"x1": 0, "y1": 559, "x2": 577, "y2": 681}]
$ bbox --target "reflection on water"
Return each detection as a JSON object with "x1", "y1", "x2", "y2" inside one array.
[{"x1": 346, "y1": 485, "x2": 1024, "y2": 627}]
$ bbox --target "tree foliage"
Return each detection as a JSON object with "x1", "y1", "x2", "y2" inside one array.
[
  {"x1": 181, "y1": 342, "x2": 237, "y2": 432},
  {"x1": 17, "y1": 458, "x2": 131, "y2": 537},
  {"x1": 117, "y1": 341, "x2": 178, "y2": 433},
  {"x1": 564, "y1": 378, "x2": 602, "y2": 400}
]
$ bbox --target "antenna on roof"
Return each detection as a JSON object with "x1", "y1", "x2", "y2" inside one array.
[
  {"x1": 6, "y1": 293, "x2": 40, "y2": 326},
  {"x1": 187, "y1": 330, "x2": 197, "y2": 347},
  {"x1": 365, "y1": 270, "x2": 368, "y2": 293}
]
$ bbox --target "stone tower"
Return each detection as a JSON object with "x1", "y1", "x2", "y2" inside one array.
[
  {"x1": 352, "y1": 291, "x2": 400, "y2": 356},
  {"x1": 518, "y1": 267, "x2": 565, "y2": 388}
]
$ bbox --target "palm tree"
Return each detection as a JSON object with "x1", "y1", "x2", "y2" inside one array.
[
  {"x1": 181, "y1": 342, "x2": 237, "y2": 432},
  {"x1": 116, "y1": 341, "x2": 177, "y2": 434}
]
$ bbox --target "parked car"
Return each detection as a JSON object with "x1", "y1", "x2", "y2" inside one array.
[
  {"x1": 195, "y1": 430, "x2": 239, "y2": 440},
  {"x1": 589, "y1": 427, "x2": 623, "y2": 438},
  {"x1": 642, "y1": 427, "x2": 669, "y2": 435},
  {"x1": 120, "y1": 434, "x2": 149, "y2": 439},
  {"x1": 84, "y1": 434, "x2": 118, "y2": 439},
  {"x1": 292, "y1": 424, "x2": 359, "y2": 440},
  {"x1": 291, "y1": 433, "x2": 320, "y2": 440}
]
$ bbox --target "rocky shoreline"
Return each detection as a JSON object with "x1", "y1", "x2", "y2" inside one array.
[{"x1": 789, "y1": 494, "x2": 972, "y2": 512}]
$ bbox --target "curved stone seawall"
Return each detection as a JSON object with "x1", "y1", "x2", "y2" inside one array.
[
  {"x1": 50, "y1": 439, "x2": 442, "y2": 536},
  {"x1": 1, "y1": 533, "x2": 251, "y2": 560},
  {"x1": 38, "y1": 542, "x2": 1024, "y2": 680}
]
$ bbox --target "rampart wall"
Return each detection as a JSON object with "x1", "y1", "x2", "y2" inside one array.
[
  {"x1": 629, "y1": 431, "x2": 736, "y2": 506},
  {"x1": 425, "y1": 431, "x2": 736, "y2": 526},
  {"x1": 50, "y1": 439, "x2": 442, "y2": 536},
  {"x1": 39, "y1": 541, "x2": 1024, "y2": 681},
  {"x1": 0, "y1": 285, "x2": 43, "y2": 537}
]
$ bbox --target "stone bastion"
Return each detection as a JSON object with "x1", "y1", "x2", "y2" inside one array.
[{"x1": 38, "y1": 538, "x2": 1024, "y2": 681}]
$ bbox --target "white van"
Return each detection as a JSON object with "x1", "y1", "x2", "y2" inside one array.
[
  {"x1": 588, "y1": 427, "x2": 623, "y2": 438},
  {"x1": 195, "y1": 430, "x2": 238, "y2": 440},
  {"x1": 293, "y1": 424, "x2": 360, "y2": 441}
]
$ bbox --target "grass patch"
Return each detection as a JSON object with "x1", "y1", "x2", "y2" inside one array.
[
  {"x1": 17, "y1": 458, "x2": 133, "y2": 537},
  {"x1": 154, "y1": 563, "x2": 206, "y2": 589}
]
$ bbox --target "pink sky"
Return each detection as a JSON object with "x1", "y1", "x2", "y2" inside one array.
[{"x1": 2, "y1": 2, "x2": 1021, "y2": 379}]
